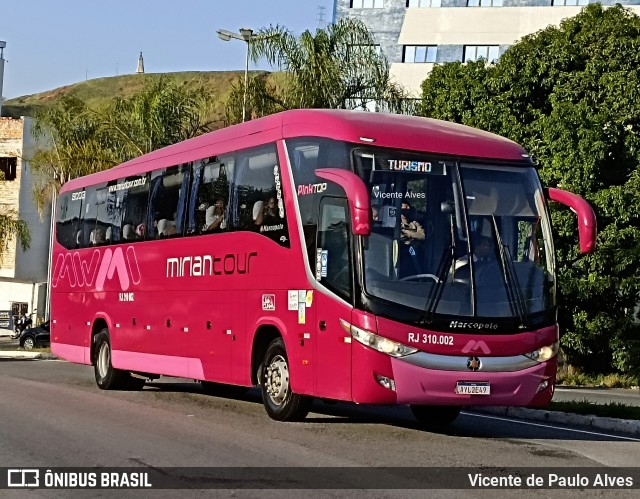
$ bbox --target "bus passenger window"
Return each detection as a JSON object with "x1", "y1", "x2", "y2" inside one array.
[
  {"x1": 147, "y1": 165, "x2": 186, "y2": 238},
  {"x1": 233, "y1": 144, "x2": 289, "y2": 247},
  {"x1": 189, "y1": 155, "x2": 233, "y2": 235}
]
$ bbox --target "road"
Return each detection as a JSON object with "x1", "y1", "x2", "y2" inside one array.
[{"x1": 0, "y1": 359, "x2": 639, "y2": 498}]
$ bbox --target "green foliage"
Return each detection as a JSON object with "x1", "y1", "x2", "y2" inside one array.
[
  {"x1": 0, "y1": 170, "x2": 31, "y2": 262},
  {"x1": 30, "y1": 77, "x2": 215, "y2": 214},
  {"x1": 0, "y1": 210, "x2": 31, "y2": 263},
  {"x1": 417, "y1": 4, "x2": 640, "y2": 373},
  {"x1": 224, "y1": 18, "x2": 414, "y2": 123}
]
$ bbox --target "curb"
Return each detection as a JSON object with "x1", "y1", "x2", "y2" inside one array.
[
  {"x1": 470, "y1": 406, "x2": 640, "y2": 437},
  {"x1": 0, "y1": 350, "x2": 58, "y2": 360}
]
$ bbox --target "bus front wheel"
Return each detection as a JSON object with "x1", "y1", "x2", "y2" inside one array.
[
  {"x1": 260, "y1": 338, "x2": 312, "y2": 421},
  {"x1": 94, "y1": 329, "x2": 145, "y2": 391},
  {"x1": 410, "y1": 405, "x2": 461, "y2": 427}
]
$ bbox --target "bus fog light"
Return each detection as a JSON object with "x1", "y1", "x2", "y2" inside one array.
[
  {"x1": 375, "y1": 374, "x2": 396, "y2": 391},
  {"x1": 536, "y1": 378, "x2": 550, "y2": 394}
]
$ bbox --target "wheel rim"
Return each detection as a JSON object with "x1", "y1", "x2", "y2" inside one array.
[
  {"x1": 97, "y1": 342, "x2": 110, "y2": 378},
  {"x1": 265, "y1": 354, "x2": 289, "y2": 406},
  {"x1": 24, "y1": 337, "x2": 34, "y2": 350}
]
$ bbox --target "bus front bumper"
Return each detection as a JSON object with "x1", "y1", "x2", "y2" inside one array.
[{"x1": 352, "y1": 346, "x2": 556, "y2": 408}]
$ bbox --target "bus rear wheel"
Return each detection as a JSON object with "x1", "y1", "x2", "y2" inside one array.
[
  {"x1": 410, "y1": 405, "x2": 461, "y2": 427},
  {"x1": 260, "y1": 338, "x2": 312, "y2": 421},
  {"x1": 94, "y1": 329, "x2": 145, "y2": 391}
]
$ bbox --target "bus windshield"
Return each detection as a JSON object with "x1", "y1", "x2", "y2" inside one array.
[{"x1": 356, "y1": 149, "x2": 556, "y2": 323}]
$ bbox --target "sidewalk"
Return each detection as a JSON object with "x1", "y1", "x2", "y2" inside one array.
[{"x1": 0, "y1": 335, "x2": 57, "y2": 360}]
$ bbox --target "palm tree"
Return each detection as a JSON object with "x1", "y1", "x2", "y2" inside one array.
[
  {"x1": 29, "y1": 77, "x2": 215, "y2": 215},
  {"x1": 224, "y1": 19, "x2": 414, "y2": 122}
]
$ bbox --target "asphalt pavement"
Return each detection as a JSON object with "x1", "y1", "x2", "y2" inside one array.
[{"x1": 1, "y1": 333, "x2": 638, "y2": 435}]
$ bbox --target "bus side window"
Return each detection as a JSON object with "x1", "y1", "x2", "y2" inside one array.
[
  {"x1": 147, "y1": 165, "x2": 186, "y2": 238},
  {"x1": 56, "y1": 193, "x2": 83, "y2": 250},
  {"x1": 233, "y1": 144, "x2": 289, "y2": 247},
  {"x1": 79, "y1": 184, "x2": 108, "y2": 248},
  {"x1": 116, "y1": 174, "x2": 150, "y2": 242},
  {"x1": 188, "y1": 155, "x2": 233, "y2": 235},
  {"x1": 317, "y1": 198, "x2": 352, "y2": 301}
]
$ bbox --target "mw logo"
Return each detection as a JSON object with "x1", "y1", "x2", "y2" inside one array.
[{"x1": 52, "y1": 247, "x2": 141, "y2": 291}]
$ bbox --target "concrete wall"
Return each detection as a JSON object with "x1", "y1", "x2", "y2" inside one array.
[
  {"x1": 0, "y1": 116, "x2": 51, "y2": 326},
  {"x1": 0, "y1": 279, "x2": 46, "y2": 334},
  {"x1": 0, "y1": 117, "x2": 23, "y2": 275}
]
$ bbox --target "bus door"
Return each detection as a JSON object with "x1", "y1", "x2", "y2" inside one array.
[{"x1": 313, "y1": 197, "x2": 353, "y2": 400}]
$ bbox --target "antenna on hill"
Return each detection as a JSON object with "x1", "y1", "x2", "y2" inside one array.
[
  {"x1": 317, "y1": 6, "x2": 327, "y2": 29},
  {"x1": 137, "y1": 52, "x2": 145, "y2": 74}
]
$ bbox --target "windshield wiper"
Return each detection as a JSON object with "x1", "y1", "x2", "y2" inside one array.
[
  {"x1": 421, "y1": 207, "x2": 457, "y2": 323},
  {"x1": 490, "y1": 215, "x2": 530, "y2": 329}
]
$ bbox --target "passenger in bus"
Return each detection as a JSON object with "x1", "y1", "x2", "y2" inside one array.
[
  {"x1": 90, "y1": 228, "x2": 107, "y2": 246},
  {"x1": 400, "y1": 202, "x2": 425, "y2": 244},
  {"x1": 455, "y1": 234, "x2": 494, "y2": 269},
  {"x1": 398, "y1": 202, "x2": 425, "y2": 277},
  {"x1": 122, "y1": 224, "x2": 137, "y2": 241},
  {"x1": 157, "y1": 219, "x2": 177, "y2": 237},
  {"x1": 371, "y1": 206, "x2": 380, "y2": 223},
  {"x1": 204, "y1": 199, "x2": 227, "y2": 232},
  {"x1": 254, "y1": 196, "x2": 279, "y2": 228}
]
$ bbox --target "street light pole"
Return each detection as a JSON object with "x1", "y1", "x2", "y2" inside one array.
[
  {"x1": 217, "y1": 27, "x2": 255, "y2": 123},
  {"x1": 243, "y1": 35, "x2": 250, "y2": 123}
]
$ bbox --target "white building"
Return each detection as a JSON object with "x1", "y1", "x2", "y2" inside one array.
[
  {"x1": 334, "y1": 1, "x2": 640, "y2": 95},
  {"x1": 0, "y1": 117, "x2": 51, "y2": 334}
]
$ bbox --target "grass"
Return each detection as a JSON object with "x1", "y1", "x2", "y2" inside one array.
[
  {"x1": 556, "y1": 369, "x2": 639, "y2": 389},
  {"x1": 2, "y1": 70, "x2": 278, "y2": 125},
  {"x1": 548, "y1": 399, "x2": 640, "y2": 421}
]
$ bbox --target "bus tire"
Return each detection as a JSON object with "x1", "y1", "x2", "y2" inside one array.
[
  {"x1": 94, "y1": 329, "x2": 144, "y2": 390},
  {"x1": 260, "y1": 338, "x2": 312, "y2": 422},
  {"x1": 410, "y1": 405, "x2": 461, "y2": 427}
]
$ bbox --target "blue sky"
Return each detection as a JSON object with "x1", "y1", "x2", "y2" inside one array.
[{"x1": 0, "y1": 0, "x2": 334, "y2": 99}]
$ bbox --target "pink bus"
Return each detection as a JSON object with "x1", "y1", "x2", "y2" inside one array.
[{"x1": 51, "y1": 110, "x2": 596, "y2": 424}]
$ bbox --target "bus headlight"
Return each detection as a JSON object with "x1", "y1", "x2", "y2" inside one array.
[
  {"x1": 524, "y1": 341, "x2": 559, "y2": 363},
  {"x1": 340, "y1": 320, "x2": 418, "y2": 358}
]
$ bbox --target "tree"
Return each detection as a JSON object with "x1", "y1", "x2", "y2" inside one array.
[
  {"x1": 0, "y1": 171, "x2": 30, "y2": 264},
  {"x1": 30, "y1": 77, "x2": 214, "y2": 214},
  {"x1": 224, "y1": 19, "x2": 415, "y2": 123},
  {"x1": 417, "y1": 4, "x2": 640, "y2": 373}
]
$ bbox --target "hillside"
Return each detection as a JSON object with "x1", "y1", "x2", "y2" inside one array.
[{"x1": 2, "y1": 70, "x2": 273, "y2": 126}]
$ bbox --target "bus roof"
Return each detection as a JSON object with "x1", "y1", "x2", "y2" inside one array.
[{"x1": 61, "y1": 109, "x2": 530, "y2": 192}]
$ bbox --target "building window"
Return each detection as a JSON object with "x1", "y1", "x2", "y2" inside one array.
[
  {"x1": 404, "y1": 45, "x2": 438, "y2": 63},
  {"x1": 552, "y1": 0, "x2": 588, "y2": 5},
  {"x1": 0, "y1": 157, "x2": 17, "y2": 181},
  {"x1": 407, "y1": 0, "x2": 441, "y2": 7},
  {"x1": 467, "y1": 0, "x2": 503, "y2": 6},
  {"x1": 351, "y1": 0, "x2": 384, "y2": 8},
  {"x1": 464, "y1": 45, "x2": 499, "y2": 63}
]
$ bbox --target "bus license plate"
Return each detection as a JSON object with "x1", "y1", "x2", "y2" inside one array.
[{"x1": 456, "y1": 382, "x2": 490, "y2": 395}]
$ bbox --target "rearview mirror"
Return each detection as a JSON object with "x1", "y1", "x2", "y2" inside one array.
[
  {"x1": 315, "y1": 168, "x2": 371, "y2": 236},
  {"x1": 546, "y1": 187, "x2": 597, "y2": 254}
]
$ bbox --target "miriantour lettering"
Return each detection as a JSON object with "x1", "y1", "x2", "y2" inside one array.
[{"x1": 166, "y1": 252, "x2": 257, "y2": 278}]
